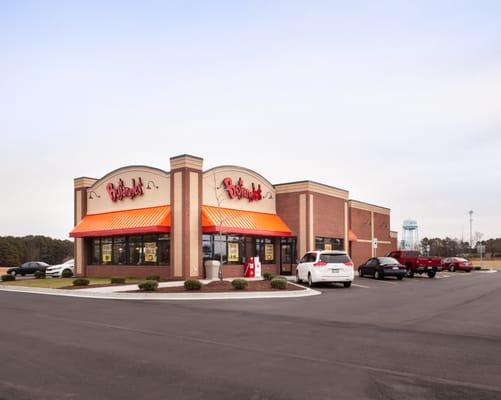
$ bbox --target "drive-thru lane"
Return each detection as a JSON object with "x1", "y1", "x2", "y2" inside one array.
[{"x1": 0, "y1": 271, "x2": 500, "y2": 400}]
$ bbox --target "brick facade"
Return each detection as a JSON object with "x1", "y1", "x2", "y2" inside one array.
[{"x1": 73, "y1": 157, "x2": 397, "y2": 280}]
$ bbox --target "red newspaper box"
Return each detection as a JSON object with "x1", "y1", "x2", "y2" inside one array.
[{"x1": 244, "y1": 257, "x2": 255, "y2": 278}]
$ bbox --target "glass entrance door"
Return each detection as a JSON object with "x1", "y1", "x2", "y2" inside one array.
[{"x1": 280, "y1": 237, "x2": 297, "y2": 275}]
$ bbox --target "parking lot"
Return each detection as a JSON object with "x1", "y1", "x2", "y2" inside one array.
[{"x1": 1, "y1": 270, "x2": 500, "y2": 400}]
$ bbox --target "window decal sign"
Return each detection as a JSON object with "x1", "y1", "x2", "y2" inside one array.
[
  {"x1": 106, "y1": 178, "x2": 144, "y2": 202},
  {"x1": 228, "y1": 242, "x2": 239, "y2": 262},
  {"x1": 265, "y1": 244, "x2": 274, "y2": 261},
  {"x1": 222, "y1": 177, "x2": 262, "y2": 202},
  {"x1": 144, "y1": 242, "x2": 158, "y2": 262}
]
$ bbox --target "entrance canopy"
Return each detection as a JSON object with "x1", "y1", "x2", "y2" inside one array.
[
  {"x1": 202, "y1": 206, "x2": 291, "y2": 237},
  {"x1": 70, "y1": 205, "x2": 171, "y2": 238}
]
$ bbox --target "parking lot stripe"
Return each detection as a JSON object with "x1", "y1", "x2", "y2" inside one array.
[{"x1": 352, "y1": 283, "x2": 371, "y2": 288}]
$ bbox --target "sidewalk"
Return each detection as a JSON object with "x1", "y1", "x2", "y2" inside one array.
[{"x1": 0, "y1": 278, "x2": 320, "y2": 301}]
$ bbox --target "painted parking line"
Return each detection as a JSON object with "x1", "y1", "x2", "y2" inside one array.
[
  {"x1": 360, "y1": 278, "x2": 398, "y2": 285},
  {"x1": 352, "y1": 283, "x2": 371, "y2": 288}
]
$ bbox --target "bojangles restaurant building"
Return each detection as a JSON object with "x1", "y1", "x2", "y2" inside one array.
[{"x1": 70, "y1": 154, "x2": 398, "y2": 279}]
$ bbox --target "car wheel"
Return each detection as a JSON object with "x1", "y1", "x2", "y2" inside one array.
[
  {"x1": 397, "y1": 275, "x2": 404, "y2": 280},
  {"x1": 428, "y1": 271, "x2": 436, "y2": 278},
  {"x1": 295, "y1": 271, "x2": 302, "y2": 283},
  {"x1": 450, "y1": 265, "x2": 455, "y2": 272},
  {"x1": 343, "y1": 281, "x2": 352, "y2": 288},
  {"x1": 11, "y1": 271, "x2": 17, "y2": 277},
  {"x1": 406, "y1": 269, "x2": 414, "y2": 278},
  {"x1": 358, "y1": 268, "x2": 363, "y2": 277},
  {"x1": 465, "y1": 269, "x2": 471, "y2": 273},
  {"x1": 308, "y1": 273, "x2": 313, "y2": 287},
  {"x1": 374, "y1": 270, "x2": 383, "y2": 280}
]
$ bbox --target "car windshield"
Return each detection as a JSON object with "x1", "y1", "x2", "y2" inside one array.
[
  {"x1": 64, "y1": 259, "x2": 74, "y2": 264},
  {"x1": 319, "y1": 253, "x2": 350, "y2": 263},
  {"x1": 378, "y1": 257, "x2": 399, "y2": 265}
]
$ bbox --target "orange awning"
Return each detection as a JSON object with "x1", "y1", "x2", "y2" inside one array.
[
  {"x1": 70, "y1": 206, "x2": 171, "y2": 238},
  {"x1": 349, "y1": 229, "x2": 358, "y2": 241},
  {"x1": 202, "y1": 206, "x2": 291, "y2": 237}
]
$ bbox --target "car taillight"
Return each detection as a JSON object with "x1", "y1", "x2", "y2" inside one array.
[
  {"x1": 313, "y1": 261, "x2": 327, "y2": 267},
  {"x1": 344, "y1": 261, "x2": 354, "y2": 268}
]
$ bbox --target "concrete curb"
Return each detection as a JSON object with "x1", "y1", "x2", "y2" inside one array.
[{"x1": 0, "y1": 283, "x2": 321, "y2": 301}]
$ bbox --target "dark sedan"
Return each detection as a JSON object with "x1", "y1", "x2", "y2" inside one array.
[
  {"x1": 358, "y1": 257, "x2": 407, "y2": 280},
  {"x1": 441, "y1": 257, "x2": 473, "y2": 272},
  {"x1": 7, "y1": 262, "x2": 50, "y2": 276}
]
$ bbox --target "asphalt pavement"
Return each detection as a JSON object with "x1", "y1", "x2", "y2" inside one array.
[{"x1": 1, "y1": 271, "x2": 500, "y2": 400}]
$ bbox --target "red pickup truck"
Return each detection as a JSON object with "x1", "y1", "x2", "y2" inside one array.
[{"x1": 387, "y1": 250, "x2": 442, "y2": 278}]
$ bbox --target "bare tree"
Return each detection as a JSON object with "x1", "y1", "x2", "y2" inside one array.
[{"x1": 207, "y1": 173, "x2": 243, "y2": 281}]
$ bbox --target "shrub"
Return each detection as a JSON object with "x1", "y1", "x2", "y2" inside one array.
[
  {"x1": 110, "y1": 277, "x2": 126, "y2": 284},
  {"x1": 184, "y1": 279, "x2": 202, "y2": 291},
  {"x1": 73, "y1": 278, "x2": 90, "y2": 286},
  {"x1": 138, "y1": 280, "x2": 158, "y2": 292},
  {"x1": 34, "y1": 271, "x2": 46, "y2": 279},
  {"x1": 1, "y1": 274, "x2": 15, "y2": 282},
  {"x1": 262, "y1": 272, "x2": 276, "y2": 281},
  {"x1": 145, "y1": 275, "x2": 161, "y2": 282},
  {"x1": 231, "y1": 279, "x2": 248, "y2": 290},
  {"x1": 61, "y1": 269, "x2": 73, "y2": 278},
  {"x1": 270, "y1": 277, "x2": 287, "y2": 290}
]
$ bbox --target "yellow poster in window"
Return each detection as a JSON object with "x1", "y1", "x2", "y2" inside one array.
[
  {"x1": 264, "y1": 244, "x2": 274, "y2": 261},
  {"x1": 102, "y1": 244, "x2": 112, "y2": 262},
  {"x1": 144, "y1": 242, "x2": 158, "y2": 262},
  {"x1": 228, "y1": 242, "x2": 239, "y2": 262},
  {"x1": 324, "y1": 243, "x2": 332, "y2": 251}
]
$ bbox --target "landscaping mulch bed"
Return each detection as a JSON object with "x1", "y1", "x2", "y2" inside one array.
[{"x1": 131, "y1": 280, "x2": 303, "y2": 293}]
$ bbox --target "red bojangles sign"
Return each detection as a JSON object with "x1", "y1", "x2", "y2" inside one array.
[
  {"x1": 222, "y1": 177, "x2": 262, "y2": 202},
  {"x1": 106, "y1": 178, "x2": 144, "y2": 202}
]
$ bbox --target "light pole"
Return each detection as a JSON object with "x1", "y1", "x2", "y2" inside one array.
[{"x1": 468, "y1": 210, "x2": 473, "y2": 249}]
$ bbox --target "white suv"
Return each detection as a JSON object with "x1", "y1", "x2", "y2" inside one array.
[
  {"x1": 296, "y1": 251, "x2": 354, "y2": 288},
  {"x1": 46, "y1": 259, "x2": 74, "y2": 278}
]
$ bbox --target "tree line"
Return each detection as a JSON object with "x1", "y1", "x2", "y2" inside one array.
[
  {"x1": 0, "y1": 236, "x2": 74, "y2": 268},
  {"x1": 421, "y1": 237, "x2": 501, "y2": 258}
]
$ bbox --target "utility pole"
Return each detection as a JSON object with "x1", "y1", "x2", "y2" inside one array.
[{"x1": 468, "y1": 210, "x2": 473, "y2": 249}]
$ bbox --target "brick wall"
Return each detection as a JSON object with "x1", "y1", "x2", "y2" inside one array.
[
  {"x1": 221, "y1": 264, "x2": 279, "y2": 278},
  {"x1": 313, "y1": 193, "x2": 345, "y2": 238},
  {"x1": 374, "y1": 212, "x2": 391, "y2": 241},
  {"x1": 349, "y1": 208, "x2": 371, "y2": 240},
  {"x1": 87, "y1": 265, "x2": 171, "y2": 279},
  {"x1": 350, "y1": 241, "x2": 372, "y2": 268},
  {"x1": 276, "y1": 192, "x2": 300, "y2": 236}
]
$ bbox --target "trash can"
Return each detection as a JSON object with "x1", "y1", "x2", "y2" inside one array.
[{"x1": 204, "y1": 260, "x2": 221, "y2": 280}]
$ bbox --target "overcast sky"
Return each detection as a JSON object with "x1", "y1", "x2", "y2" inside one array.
[{"x1": 1, "y1": 0, "x2": 500, "y2": 241}]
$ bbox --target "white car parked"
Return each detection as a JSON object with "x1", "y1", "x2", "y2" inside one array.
[
  {"x1": 46, "y1": 259, "x2": 75, "y2": 278},
  {"x1": 296, "y1": 250, "x2": 354, "y2": 287}
]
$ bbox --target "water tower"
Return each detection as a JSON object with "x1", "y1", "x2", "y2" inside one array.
[{"x1": 401, "y1": 219, "x2": 419, "y2": 250}]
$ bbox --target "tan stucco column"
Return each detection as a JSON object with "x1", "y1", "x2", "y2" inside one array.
[
  {"x1": 170, "y1": 155, "x2": 203, "y2": 279},
  {"x1": 73, "y1": 177, "x2": 97, "y2": 277}
]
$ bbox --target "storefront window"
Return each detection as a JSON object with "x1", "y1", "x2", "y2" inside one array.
[
  {"x1": 202, "y1": 234, "x2": 212, "y2": 262},
  {"x1": 315, "y1": 237, "x2": 344, "y2": 251},
  {"x1": 256, "y1": 238, "x2": 275, "y2": 264},
  {"x1": 88, "y1": 234, "x2": 170, "y2": 266},
  {"x1": 203, "y1": 234, "x2": 247, "y2": 264},
  {"x1": 91, "y1": 238, "x2": 100, "y2": 264},
  {"x1": 213, "y1": 235, "x2": 227, "y2": 264},
  {"x1": 128, "y1": 236, "x2": 142, "y2": 265},
  {"x1": 113, "y1": 237, "x2": 127, "y2": 265},
  {"x1": 158, "y1": 234, "x2": 169, "y2": 265},
  {"x1": 143, "y1": 234, "x2": 158, "y2": 265},
  {"x1": 101, "y1": 238, "x2": 113, "y2": 264}
]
